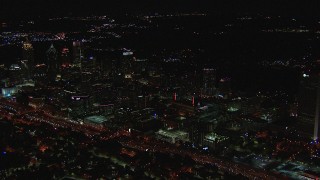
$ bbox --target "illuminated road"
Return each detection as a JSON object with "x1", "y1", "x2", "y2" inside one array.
[
  {"x1": 0, "y1": 98, "x2": 284, "y2": 180},
  {"x1": 0, "y1": 98, "x2": 104, "y2": 136},
  {"x1": 119, "y1": 137, "x2": 284, "y2": 180}
]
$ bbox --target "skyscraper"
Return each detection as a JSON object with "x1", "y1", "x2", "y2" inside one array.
[
  {"x1": 72, "y1": 41, "x2": 82, "y2": 68},
  {"x1": 298, "y1": 73, "x2": 320, "y2": 140},
  {"x1": 122, "y1": 51, "x2": 134, "y2": 80},
  {"x1": 46, "y1": 44, "x2": 58, "y2": 81},
  {"x1": 201, "y1": 68, "x2": 216, "y2": 97},
  {"x1": 22, "y1": 39, "x2": 35, "y2": 78},
  {"x1": 61, "y1": 47, "x2": 70, "y2": 67}
]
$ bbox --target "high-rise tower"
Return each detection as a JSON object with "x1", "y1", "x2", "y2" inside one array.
[
  {"x1": 72, "y1": 41, "x2": 82, "y2": 68},
  {"x1": 22, "y1": 39, "x2": 35, "y2": 78},
  {"x1": 201, "y1": 68, "x2": 216, "y2": 97},
  {"x1": 123, "y1": 56, "x2": 133, "y2": 80},
  {"x1": 46, "y1": 44, "x2": 58, "y2": 80},
  {"x1": 61, "y1": 47, "x2": 70, "y2": 67}
]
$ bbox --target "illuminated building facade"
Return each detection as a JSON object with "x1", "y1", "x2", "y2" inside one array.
[
  {"x1": 72, "y1": 41, "x2": 82, "y2": 68},
  {"x1": 46, "y1": 44, "x2": 58, "y2": 80},
  {"x1": 156, "y1": 129, "x2": 189, "y2": 144},
  {"x1": 201, "y1": 68, "x2": 216, "y2": 97},
  {"x1": 203, "y1": 132, "x2": 229, "y2": 150},
  {"x1": 22, "y1": 39, "x2": 35, "y2": 78},
  {"x1": 123, "y1": 53, "x2": 133, "y2": 80},
  {"x1": 1, "y1": 87, "x2": 18, "y2": 97},
  {"x1": 61, "y1": 47, "x2": 71, "y2": 66}
]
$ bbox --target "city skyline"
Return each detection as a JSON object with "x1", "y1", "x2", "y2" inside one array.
[{"x1": 0, "y1": 1, "x2": 320, "y2": 179}]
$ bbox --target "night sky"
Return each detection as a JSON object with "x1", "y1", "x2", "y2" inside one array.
[{"x1": 0, "y1": 0, "x2": 318, "y2": 20}]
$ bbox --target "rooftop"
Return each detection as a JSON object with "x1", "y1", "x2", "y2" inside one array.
[{"x1": 84, "y1": 115, "x2": 108, "y2": 124}]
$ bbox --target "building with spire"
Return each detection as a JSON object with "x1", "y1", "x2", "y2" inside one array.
[
  {"x1": 46, "y1": 44, "x2": 58, "y2": 81},
  {"x1": 22, "y1": 39, "x2": 35, "y2": 78}
]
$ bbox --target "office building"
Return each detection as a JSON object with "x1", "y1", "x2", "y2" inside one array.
[
  {"x1": 201, "y1": 68, "x2": 216, "y2": 97},
  {"x1": 72, "y1": 41, "x2": 82, "y2": 68},
  {"x1": 22, "y1": 39, "x2": 35, "y2": 78},
  {"x1": 46, "y1": 44, "x2": 58, "y2": 80},
  {"x1": 61, "y1": 47, "x2": 71, "y2": 67}
]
